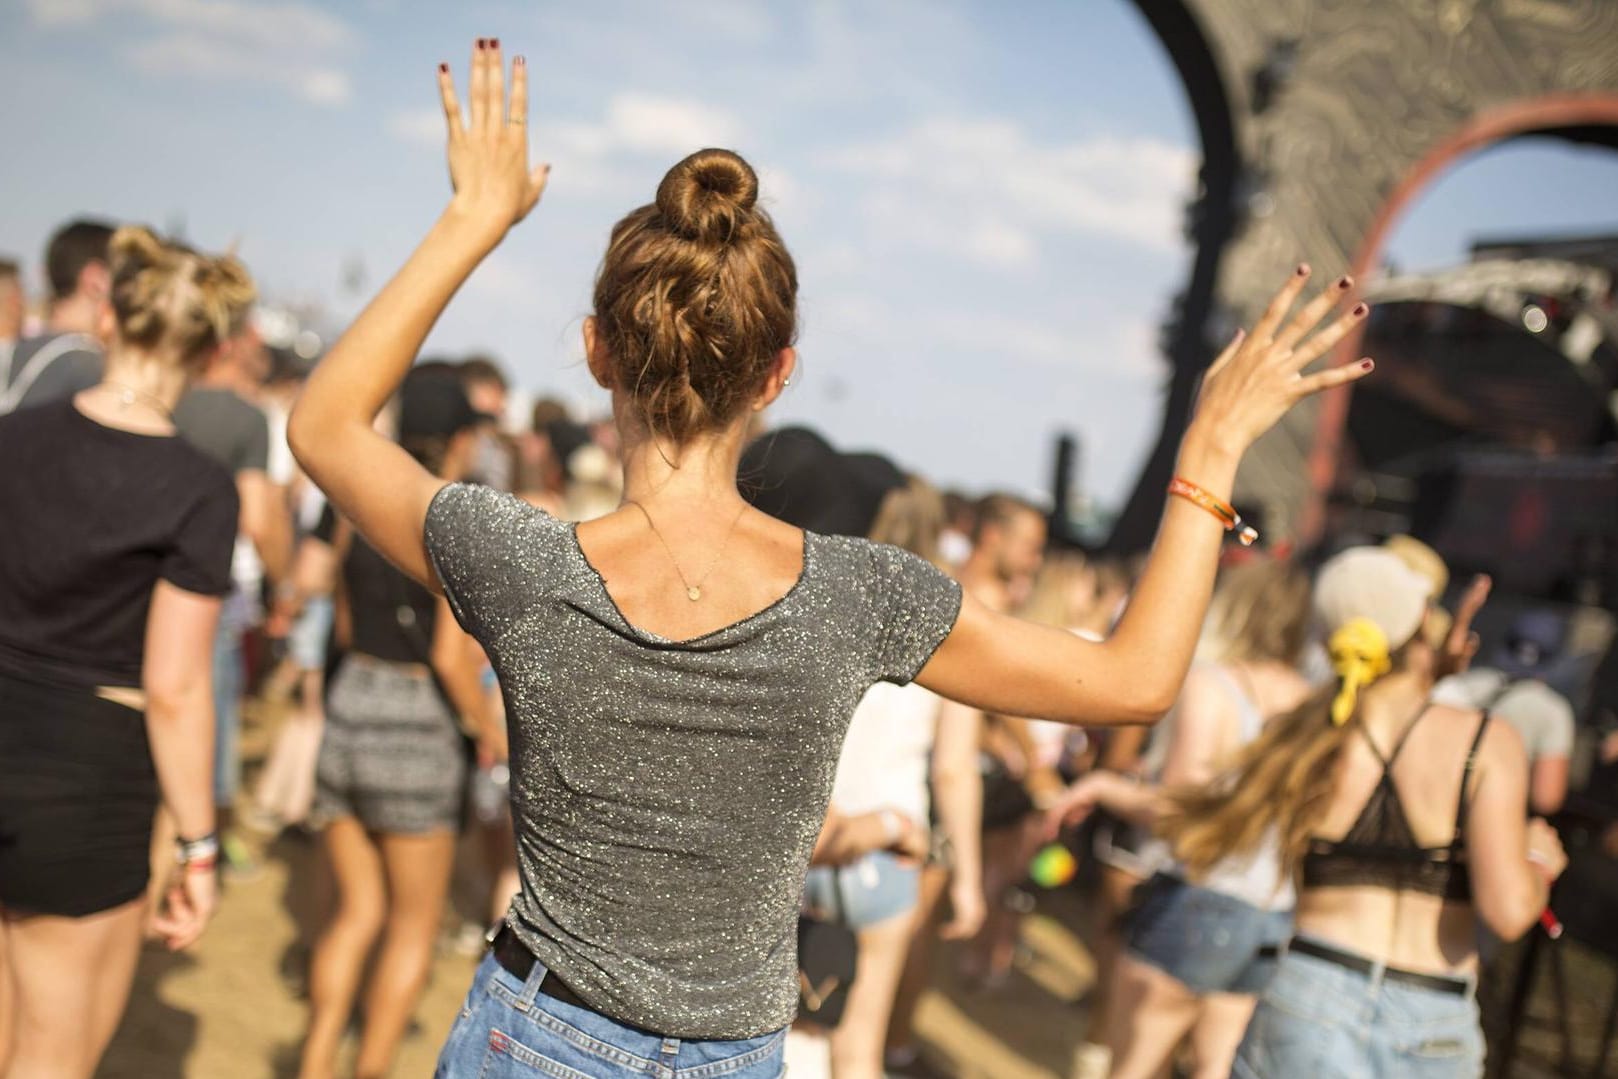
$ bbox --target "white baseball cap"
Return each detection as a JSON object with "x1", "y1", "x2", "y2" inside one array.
[{"x1": 1314, "y1": 547, "x2": 1432, "y2": 653}]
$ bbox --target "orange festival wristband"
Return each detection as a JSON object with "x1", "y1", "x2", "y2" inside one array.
[{"x1": 1168, "y1": 476, "x2": 1259, "y2": 547}]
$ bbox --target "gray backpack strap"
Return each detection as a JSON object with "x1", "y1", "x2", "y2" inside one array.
[{"x1": 0, "y1": 334, "x2": 98, "y2": 415}]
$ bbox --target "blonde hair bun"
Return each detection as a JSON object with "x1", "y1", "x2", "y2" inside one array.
[{"x1": 655, "y1": 148, "x2": 760, "y2": 245}]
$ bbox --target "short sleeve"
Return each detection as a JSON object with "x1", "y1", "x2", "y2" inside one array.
[
  {"x1": 161, "y1": 472, "x2": 240, "y2": 596},
  {"x1": 239, "y1": 405, "x2": 271, "y2": 473},
  {"x1": 1511, "y1": 683, "x2": 1576, "y2": 758},
  {"x1": 866, "y1": 542, "x2": 963, "y2": 685},
  {"x1": 424, "y1": 482, "x2": 558, "y2": 639}
]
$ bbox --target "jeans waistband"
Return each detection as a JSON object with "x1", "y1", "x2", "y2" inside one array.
[{"x1": 1261, "y1": 935, "x2": 1475, "y2": 997}]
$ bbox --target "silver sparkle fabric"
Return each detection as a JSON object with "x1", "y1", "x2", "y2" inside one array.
[{"x1": 424, "y1": 483, "x2": 963, "y2": 1039}]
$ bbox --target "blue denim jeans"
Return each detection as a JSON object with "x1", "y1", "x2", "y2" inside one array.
[
  {"x1": 435, "y1": 952, "x2": 787, "y2": 1078},
  {"x1": 803, "y1": 851, "x2": 921, "y2": 930},
  {"x1": 211, "y1": 599, "x2": 247, "y2": 806},
  {"x1": 1233, "y1": 935, "x2": 1483, "y2": 1078}
]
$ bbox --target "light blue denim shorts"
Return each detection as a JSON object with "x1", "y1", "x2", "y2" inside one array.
[
  {"x1": 1233, "y1": 935, "x2": 1483, "y2": 1078},
  {"x1": 802, "y1": 851, "x2": 921, "y2": 931},
  {"x1": 435, "y1": 951, "x2": 787, "y2": 1078}
]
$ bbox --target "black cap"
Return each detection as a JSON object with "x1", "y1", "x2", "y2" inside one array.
[
  {"x1": 399, "y1": 369, "x2": 482, "y2": 440},
  {"x1": 740, "y1": 426, "x2": 905, "y2": 538}
]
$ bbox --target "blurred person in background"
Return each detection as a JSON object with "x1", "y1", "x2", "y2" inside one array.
[
  {"x1": 1162, "y1": 547, "x2": 1564, "y2": 1078},
  {"x1": 289, "y1": 44, "x2": 1369, "y2": 1077},
  {"x1": 788, "y1": 475, "x2": 985, "y2": 1079},
  {"x1": 0, "y1": 259, "x2": 24, "y2": 345},
  {"x1": 1049, "y1": 558, "x2": 1314, "y2": 1079},
  {"x1": 173, "y1": 300, "x2": 293, "y2": 876},
  {"x1": 886, "y1": 493, "x2": 1046, "y2": 1071},
  {"x1": 297, "y1": 368, "x2": 503, "y2": 1079},
  {"x1": 0, "y1": 218, "x2": 114, "y2": 416},
  {"x1": 1435, "y1": 611, "x2": 1576, "y2": 817},
  {"x1": 516, "y1": 396, "x2": 573, "y2": 514},
  {"x1": 458, "y1": 354, "x2": 515, "y2": 490},
  {"x1": 0, "y1": 226, "x2": 250, "y2": 1078},
  {"x1": 1059, "y1": 555, "x2": 1144, "y2": 1078}
]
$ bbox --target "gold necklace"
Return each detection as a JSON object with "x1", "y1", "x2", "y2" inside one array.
[
  {"x1": 99, "y1": 380, "x2": 174, "y2": 421},
  {"x1": 624, "y1": 498, "x2": 748, "y2": 602}
]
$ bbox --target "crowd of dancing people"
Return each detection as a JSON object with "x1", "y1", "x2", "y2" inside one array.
[{"x1": 0, "y1": 40, "x2": 1594, "y2": 1079}]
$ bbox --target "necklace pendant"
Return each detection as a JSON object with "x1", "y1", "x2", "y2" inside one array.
[{"x1": 687, "y1": 586, "x2": 702, "y2": 602}]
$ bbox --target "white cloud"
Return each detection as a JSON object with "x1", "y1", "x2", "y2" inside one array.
[
  {"x1": 26, "y1": 0, "x2": 354, "y2": 106},
  {"x1": 387, "y1": 108, "x2": 444, "y2": 148},
  {"x1": 827, "y1": 118, "x2": 1195, "y2": 266}
]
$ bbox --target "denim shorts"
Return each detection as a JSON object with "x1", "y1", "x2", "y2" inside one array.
[
  {"x1": 287, "y1": 594, "x2": 333, "y2": 671},
  {"x1": 435, "y1": 952, "x2": 787, "y2": 1078},
  {"x1": 802, "y1": 851, "x2": 920, "y2": 930},
  {"x1": 1233, "y1": 937, "x2": 1483, "y2": 1078},
  {"x1": 1124, "y1": 871, "x2": 1292, "y2": 994}
]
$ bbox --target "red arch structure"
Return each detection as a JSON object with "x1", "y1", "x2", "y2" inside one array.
[{"x1": 1298, "y1": 94, "x2": 1618, "y2": 543}]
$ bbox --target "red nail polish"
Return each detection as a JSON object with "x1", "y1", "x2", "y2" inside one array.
[
  {"x1": 1336, "y1": 275, "x2": 1351, "y2": 289},
  {"x1": 438, "y1": 62, "x2": 448, "y2": 73},
  {"x1": 476, "y1": 38, "x2": 487, "y2": 49},
  {"x1": 1296, "y1": 263, "x2": 1310, "y2": 276},
  {"x1": 1359, "y1": 359, "x2": 1375, "y2": 370},
  {"x1": 1353, "y1": 302, "x2": 1369, "y2": 316},
  {"x1": 491, "y1": 38, "x2": 500, "y2": 49}
]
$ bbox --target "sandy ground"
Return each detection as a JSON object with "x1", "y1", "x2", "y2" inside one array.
[{"x1": 94, "y1": 705, "x2": 1614, "y2": 1078}]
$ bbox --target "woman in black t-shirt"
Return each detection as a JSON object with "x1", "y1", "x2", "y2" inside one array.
[
  {"x1": 296, "y1": 368, "x2": 501, "y2": 1079},
  {"x1": 0, "y1": 226, "x2": 251, "y2": 1077}
]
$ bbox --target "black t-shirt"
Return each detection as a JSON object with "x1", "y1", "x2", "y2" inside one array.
[
  {"x1": 0, "y1": 402, "x2": 238, "y2": 687},
  {"x1": 313, "y1": 503, "x2": 439, "y2": 664}
]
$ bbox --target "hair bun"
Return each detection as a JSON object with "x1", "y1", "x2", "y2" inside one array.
[{"x1": 655, "y1": 148, "x2": 759, "y2": 245}]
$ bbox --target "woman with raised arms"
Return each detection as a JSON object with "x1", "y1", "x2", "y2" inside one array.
[{"x1": 288, "y1": 39, "x2": 1374, "y2": 1079}]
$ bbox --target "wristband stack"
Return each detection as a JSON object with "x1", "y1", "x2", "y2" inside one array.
[
  {"x1": 1168, "y1": 477, "x2": 1259, "y2": 547},
  {"x1": 176, "y1": 832, "x2": 220, "y2": 873}
]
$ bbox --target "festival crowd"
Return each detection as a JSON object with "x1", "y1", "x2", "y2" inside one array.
[{"x1": 0, "y1": 40, "x2": 1611, "y2": 1079}]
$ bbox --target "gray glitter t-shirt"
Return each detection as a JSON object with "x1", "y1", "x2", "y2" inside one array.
[{"x1": 424, "y1": 483, "x2": 963, "y2": 1039}]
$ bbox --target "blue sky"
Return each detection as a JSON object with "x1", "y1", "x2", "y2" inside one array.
[{"x1": 3, "y1": 1, "x2": 1617, "y2": 506}]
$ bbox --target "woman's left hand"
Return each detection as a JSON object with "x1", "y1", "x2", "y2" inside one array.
[{"x1": 439, "y1": 39, "x2": 549, "y2": 244}]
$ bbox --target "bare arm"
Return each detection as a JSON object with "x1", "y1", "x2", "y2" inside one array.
[
  {"x1": 1528, "y1": 755, "x2": 1569, "y2": 818},
  {"x1": 430, "y1": 595, "x2": 504, "y2": 760},
  {"x1": 288, "y1": 42, "x2": 547, "y2": 589},
  {"x1": 143, "y1": 580, "x2": 222, "y2": 950},
  {"x1": 931, "y1": 697, "x2": 985, "y2": 939},
  {"x1": 917, "y1": 272, "x2": 1371, "y2": 727},
  {"x1": 1466, "y1": 720, "x2": 1557, "y2": 940},
  {"x1": 237, "y1": 470, "x2": 293, "y2": 584}
]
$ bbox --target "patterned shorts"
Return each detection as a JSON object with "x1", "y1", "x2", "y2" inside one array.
[{"x1": 314, "y1": 655, "x2": 467, "y2": 834}]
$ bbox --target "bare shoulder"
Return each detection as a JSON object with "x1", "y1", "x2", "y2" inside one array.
[{"x1": 1422, "y1": 702, "x2": 1526, "y2": 769}]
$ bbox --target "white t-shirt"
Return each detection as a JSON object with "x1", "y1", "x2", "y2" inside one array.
[
  {"x1": 1433, "y1": 668, "x2": 1576, "y2": 763},
  {"x1": 829, "y1": 681, "x2": 943, "y2": 826}
]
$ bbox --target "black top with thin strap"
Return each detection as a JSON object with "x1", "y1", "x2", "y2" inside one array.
[{"x1": 1301, "y1": 709, "x2": 1491, "y2": 902}]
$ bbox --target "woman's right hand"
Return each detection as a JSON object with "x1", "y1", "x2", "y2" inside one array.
[
  {"x1": 1526, "y1": 817, "x2": 1568, "y2": 882},
  {"x1": 1190, "y1": 266, "x2": 1374, "y2": 456},
  {"x1": 438, "y1": 39, "x2": 550, "y2": 245},
  {"x1": 151, "y1": 864, "x2": 218, "y2": 951}
]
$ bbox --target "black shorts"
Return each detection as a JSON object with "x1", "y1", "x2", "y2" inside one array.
[{"x1": 0, "y1": 672, "x2": 159, "y2": 916}]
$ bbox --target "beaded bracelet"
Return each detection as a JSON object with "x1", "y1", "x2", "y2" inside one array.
[{"x1": 1168, "y1": 477, "x2": 1259, "y2": 547}]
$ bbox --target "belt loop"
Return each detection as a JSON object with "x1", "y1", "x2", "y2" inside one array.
[
  {"x1": 517, "y1": 955, "x2": 548, "y2": 1010},
  {"x1": 659, "y1": 1037, "x2": 680, "y2": 1057},
  {"x1": 1368, "y1": 954, "x2": 1387, "y2": 995}
]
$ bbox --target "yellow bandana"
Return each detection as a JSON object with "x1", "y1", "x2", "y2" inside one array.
[{"x1": 1327, "y1": 617, "x2": 1391, "y2": 726}]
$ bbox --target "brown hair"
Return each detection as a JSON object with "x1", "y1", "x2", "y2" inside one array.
[
  {"x1": 1201, "y1": 559, "x2": 1312, "y2": 667},
  {"x1": 591, "y1": 149, "x2": 797, "y2": 444},
  {"x1": 108, "y1": 226, "x2": 255, "y2": 367},
  {"x1": 46, "y1": 218, "x2": 116, "y2": 300},
  {"x1": 1020, "y1": 552, "x2": 1095, "y2": 629},
  {"x1": 867, "y1": 477, "x2": 946, "y2": 566},
  {"x1": 1163, "y1": 643, "x2": 1417, "y2": 883},
  {"x1": 972, "y1": 492, "x2": 1043, "y2": 542}
]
